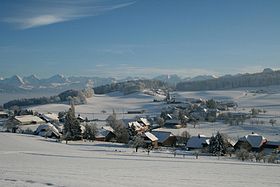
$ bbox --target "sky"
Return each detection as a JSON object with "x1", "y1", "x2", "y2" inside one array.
[{"x1": 0, "y1": 0, "x2": 279, "y2": 79}]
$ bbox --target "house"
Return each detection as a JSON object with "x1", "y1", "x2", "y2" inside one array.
[
  {"x1": 235, "y1": 132, "x2": 267, "y2": 152},
  {"x1": 142, "y1": 132, "x2": 158, "y2": 148},
  {"x1": 95, "y1": 126, "x2": 116, "y2": 142},
  {"x1": 14, "y1": 115, "x2": 45, "y2": 125},
  {"x1": 0, "y1": 111, "x2": 9, "y2": 118},
  {"x1": 138, "y1": 117, "x2": 151, "y2": 127},
  {"x1": 40, "y1": 113, "x2": 59, "y2": 123},
  {"x1": 151, "y1": 131, "x2": 177, "y2": 147},
  {"x1": 186, "y1": 134, "x2": 210, "y2": 150},
  {"x1": 128, "y1": 121, "x2": 145, "y2": 132},
  {"x1": 77, "y1": 115, "x2": 86, "y2": 122},
  {"x1": 35, "y1": 123, "x2": 61, "y2": 138},
  {"x1": 164, "y1": 119, "x2": 181, "y2": 128},
  {"x1": 263, "y1": 141, "x2": 280, "y2": 151}
]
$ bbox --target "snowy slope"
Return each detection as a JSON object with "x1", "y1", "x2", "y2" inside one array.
[{"x1": 0, "y1": 133, "x2": 279, "y2": 187}]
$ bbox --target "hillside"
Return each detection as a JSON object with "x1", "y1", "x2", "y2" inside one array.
[
  {"x1": 176, "y1": 69, "x2": 280, "y2": 91},
  {"x1": 94, "y1": 79, "x2": 170, "y2": 94}
]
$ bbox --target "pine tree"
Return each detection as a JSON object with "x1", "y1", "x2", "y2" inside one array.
[
  {"x1": 63, "y1": 107, "x2": 82, "y2": 143},
  {"x1": 208, "y1": 132, "x2": 227, "y2": 156}
]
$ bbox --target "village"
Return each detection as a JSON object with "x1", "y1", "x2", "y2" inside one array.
[{"x1": 0, "y1": 90, "x2": 279, "y2": 164}]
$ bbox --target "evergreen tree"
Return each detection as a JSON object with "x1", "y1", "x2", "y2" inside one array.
[
  {"x1": 208, "y1": 132, "x2": 227, "y2": 156},
  {"x1": 63, "y1": 107, "x2": 82, "y2": 143}
]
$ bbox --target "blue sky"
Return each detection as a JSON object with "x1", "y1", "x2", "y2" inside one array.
[{"x1": 0, "y1": 0, "x2": 279, "y2": 78}]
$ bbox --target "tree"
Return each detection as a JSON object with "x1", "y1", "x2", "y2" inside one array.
[
  {"x1": 83, "y1": 123, "x2": 97, "y2": 141},
  {"x1": 178, "y1": 109, "x2": 188, "y2": 127},
  {"x1": 236, "y1": 149, "x2": 250, "y2": 161},
  {"x1": 129, "y1": 135, "x2": 145, "y2": 152},
  {"x1": 157, "y1": 117, "x2": 165, "y2": 127},
  {"x1": 208, "y1": 132, "x2": 227, "y2": 156},
  {"x1": 250, "y1": 108, "x2": 259, "y2": 117},
  {"x1": 177, "y1": 130, "x2": 191, "y2": 145},
  {"x1": 269, "y1": 119, "x2": 277, "y2": 126},
  {"x1": 63, "y1": 107, "x2": 82, "y2": 143},
  {"x1": 206, "y1": 99, "x2": 217, "y2": 109},
  {"x1": 107, "y1": 112, "x2": 129, "y2": 144}
]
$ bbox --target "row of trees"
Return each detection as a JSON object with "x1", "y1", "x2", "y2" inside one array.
[
  {"x1": 94, "y1": 79, "x2": 169, "y2": 95},
  {"x1": 3, "y1": 88, "x2": 93, "y2": 109},
  {"x1": 176, "y1": 70, "x2": 280, "y2": 91}
]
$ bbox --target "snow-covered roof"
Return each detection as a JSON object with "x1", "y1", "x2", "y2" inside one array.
[
  {"x1": 41, "y1": 113, "x2": 59, "y2": 122},
  {"x1": 102, "y1": 126, "x2": 114, "y2": 133},
  {"x1": 96, "y1": 127, "x2": 114, "y2": 138},
  {"x1": 151, "y1": 131, "x2": 174, "y2": 143},
  {"x1": 138, "y1": 118, "x2": 150, "y2": 126},
  {"x1": 266, "y1": 141, "x2": 280, "y2": 146},
  {"x1": 35, "y1": 123, "x2": 61, "y2": 137},
  {"x1": 128, "y1": 121, "x2": 143, "y2": 131},
  {"x1": 186, "y1": 135, "x2": 209, "y2": 149},
  {"x1": 15, "y1": 115, "x2": 45, "y2": 125},
  {"x1": 144, "y1": 132, "x2": 158, "y2": 142},
  {"x1": 165, "y1": 119, "x2": 180, "y2": 124},
  {"x1": 0, "y1": 111, "x2": 8, "y2": 115},
  {"x1": 244, "y1": 133, "x2": 266, "y2": 148}
]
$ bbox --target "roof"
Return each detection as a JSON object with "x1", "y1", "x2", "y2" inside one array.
[
  {"x1": 0, "y1": 111, "x2": 8, "y2": 115},
  {"x1": 96, "y1": 126, "x2": 115, "y2": 138},
  {"x1": 186, "y1": 135, "x2": 209, "y2": 149},
  {"x1": 15, "y1": 115, "x2": 45, "y2": 124},
  {"x1": 144, "y1": 132, "x2": 158, "y2": 142},
  {"x1": 138, "y1": 118, "x2": 150, "y2": 126},
  {"x1": 128, "y1": 121, "x2": 144, "y2": 131},
  {"x1": 102, "y1": 126, "x2": 114, "y2": 132},
  {"x1": 239, "y1": 133, "x2": 266, "y2": 148},
  {"x1": 165, "y1": 119, "x2": 180, "y2": 124},
  {"x1": 151, "y1": 131, "x2": 174, "y2": 143},
  {"x1": 41, "y1": 113, "x2": 59, "y2": 122},
  {"x1": 35, "y1": 123, "x2": 61, "y2": 137},
  {"x1": 266, "y1": 141, "x2": 280, "y2": 146}
]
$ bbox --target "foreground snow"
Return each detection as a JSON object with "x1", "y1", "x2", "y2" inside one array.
[{"x1": 0, "y1": 133, "x2": 279, "y2": 187}]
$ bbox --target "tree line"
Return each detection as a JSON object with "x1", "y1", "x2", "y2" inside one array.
[
  {"x1": 176, "y1": 70, "x2": 280, "y2": 91},
  {"x1": 3, "y1": 88, "x2": 94, "y2": 109},
  {"x1": 94, "y1": 79, "x2": 170, "y2": 94}
]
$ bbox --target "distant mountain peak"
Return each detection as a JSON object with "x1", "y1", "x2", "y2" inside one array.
[
  {"x1": 2, "y1": 75, "x2": 25, "y2": 86},
  {"x1": 23, "y1": 74, "x2": 40, "y2": 84}
]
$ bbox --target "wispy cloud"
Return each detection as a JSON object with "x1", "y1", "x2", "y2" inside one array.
[{"x1": 3, "y1": 0, "x2": 136, "y2": 29}]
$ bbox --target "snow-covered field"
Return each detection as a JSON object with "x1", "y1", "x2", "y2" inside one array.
[
  {"x1": 30, "y1": 92, "x2": 165, "y2": 120},
  {"x1": 28, "y1": 89, "x2": 280, "y2": 140},
  {"x1": 0, "y1": 133, "x2": 279, "y2": 187}
]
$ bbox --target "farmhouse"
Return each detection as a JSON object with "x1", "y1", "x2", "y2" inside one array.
[
  {"x1": 40, "y1": 113, "x2": 59, "y2": 123},
  {"x1": 142, "y1": 132, "x2": 158, "y2": 148},
  {"x1": 186, "y1": 134, "x2": 210, "y2": 150},
  {"x1": 164, "y1": 119, "x2": 181, "y2": 128},
  {"x1": 35, "y1": 123, "x2": 61, "y2": 138},
  {"x1": 0, "y1": 111, "x2": 9, "y2": 118},
  {"x1": 95, "y1": 126, "x2": 116, "y2": 142},
  {"x1": 14, "y1": 115, "x2": 45, "y2": 125},
  {"x1": 235, "y1": 132, "x2": 267, "y2": 152},
  {"x1": 151, "y1": 130, "x2": 177, "y2": 147}
]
